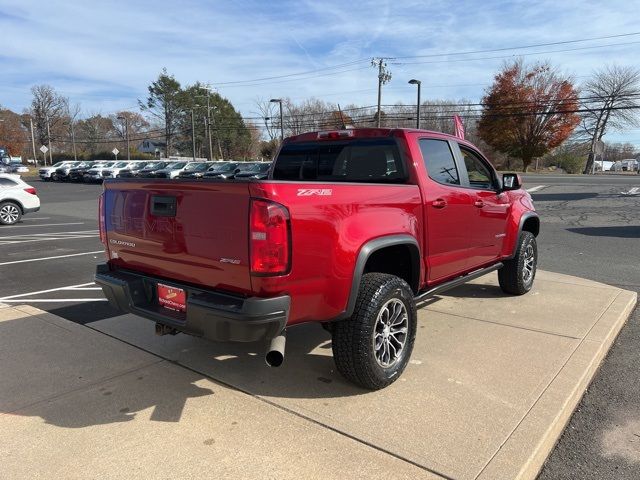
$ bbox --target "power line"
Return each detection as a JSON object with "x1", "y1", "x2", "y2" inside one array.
[
  {"x1": 386, "y1": 31, "x2": 640, "y2": 60},
  {"x1": 391, "y1": 40, "x2": 640, "y2": 66},
  {"x1": 209, "y1": 31, "x2": 640, "y2": 88}
]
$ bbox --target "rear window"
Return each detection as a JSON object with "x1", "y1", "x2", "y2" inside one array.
[
  {"x1": 0, "y1": 177, "x2": 18, "y2": 187},
  {"x1": 272, "y1": 138, "x2": 406, "y2": 183}
]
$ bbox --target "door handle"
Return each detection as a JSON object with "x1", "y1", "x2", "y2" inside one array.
[
  {"x1": 474, "y1": 200, "x2": 484, "y2": 208},
  {"x1": 432, "y1": 198, "x2": 447, "y2": 209}
]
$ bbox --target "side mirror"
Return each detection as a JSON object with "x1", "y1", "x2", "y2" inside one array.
[{"x1": 501, "y1": 173, "x2": 522, "y2": 191}]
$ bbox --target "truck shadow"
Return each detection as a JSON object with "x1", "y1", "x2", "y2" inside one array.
[
  {"x1": 566, "y1": 226, "x2": 640, "y2": 239},
  {"x1": 0, "y1": 315, "x2": 215, "y2": 429}
]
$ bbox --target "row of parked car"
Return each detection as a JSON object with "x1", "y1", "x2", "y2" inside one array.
[
  {"x1": 0, "y1": 163, "x2": 30, "y2": 174},
  {"x1": 38, "y1": 160, "x2": 272, "y2": 183}
]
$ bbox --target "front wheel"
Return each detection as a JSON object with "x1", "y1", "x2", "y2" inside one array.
[
  {"x1": 498, "y1": 231, "x2": 537, "y2": 295},
  {"x1": 332, "y1": 273, "x2": 417, "y2": 390},
  {"x1": 0, "y1": 202, "x2": 22, "y2": 225}
]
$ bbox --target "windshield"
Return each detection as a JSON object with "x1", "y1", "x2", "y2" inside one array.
[
  {"x1": 183, "y1": 162, "x2": 207, "y2": 172},
  {"x1": 130, "y1": 162, "x2": 147, "y2": 169},
  {"x1": 167, "y1": 162, "x2": 187, "y2": 169},
  {"x1": 113, "y1": 162, "x2": 129, "y2": 168},
  {"x1": 100, "y1": 162, "x2": 115, "y2": 168},
  {"x1": 208, "y1": 162, "x2": 238, "y2": 173},
  {"x1": 143, "y1": 162, "x2": 166, "y2": 169},
  {"x1": 236, "y1": 163, "x2": 260, "y2": 172}
]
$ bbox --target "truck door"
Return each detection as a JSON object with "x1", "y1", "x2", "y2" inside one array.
[
  {"x1": 418, "y1": 138, "x2": 477, "y2": 283},
  {"x1": 453, "y1": 143, "x2": 510, "y2": 268}
]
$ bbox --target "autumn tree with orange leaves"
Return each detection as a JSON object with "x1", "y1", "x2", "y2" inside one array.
[{"x1": 478, "y1": 60, "x2": 580, "y2": 171}]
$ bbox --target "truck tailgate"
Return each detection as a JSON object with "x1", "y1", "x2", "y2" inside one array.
[{"x1": 103, "y1": 180, "x2": 252, "y2": 295}]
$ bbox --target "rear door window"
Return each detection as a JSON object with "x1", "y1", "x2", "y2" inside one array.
[
  {"x1": 272, "y1": 138, "x2": 406, "y2": 183},
  {"x1": 419, "y1": 139, "x2": 460, "y2": 186}
]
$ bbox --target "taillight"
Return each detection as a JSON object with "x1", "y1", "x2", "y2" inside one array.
[
  {"x1": 250, "y1": 199, "x2": 290, "y2": 275},
  {"x1": 24, "y1": 187, "x2": 37, "y2": 195},
  {"x1": 317, "y1": 130, "x2": 354, "y2": 140},
  {"x1": 98, "y1": 194, "x2": 106, "y2": 245}
]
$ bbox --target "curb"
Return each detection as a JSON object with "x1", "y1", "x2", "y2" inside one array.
[{"x1": 477, "y1": 289, "x2": 637, "y2": 479}]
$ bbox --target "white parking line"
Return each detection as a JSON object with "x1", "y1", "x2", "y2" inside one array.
[
  {"x1": 0, "y1": 251, "x2": 103, "y2": 266},
  {"x1": 0, "y1": 230, "x2": 99, "y2": 245},
  {"x1": 526, "y1": 185, "x2": 547, "y2": 193},
  {"x1": 0, "y1": 230, "x2": 98, "y2": 239},
  {"x1": 2, "y1": 222, "x2": 85, "y2": 229},
  {"x1": 0, "y1": 299, "x2": 107, "y2": 303},
  {"x1": 0, "y1": 282, "x2": 96, "y2": 301}
]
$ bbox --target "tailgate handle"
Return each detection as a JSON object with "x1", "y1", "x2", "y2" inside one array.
[{"x1": 150, "y1": 195, "x2": 177, "y2": 217}]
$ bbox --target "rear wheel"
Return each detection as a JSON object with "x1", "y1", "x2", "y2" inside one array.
[
  {"x1": 498, "y1": 231, "x2": 537, "y2": 295},
  {"x1": 0, "y1": 202, "x2": 22, "y2": 225},
  {"x1": 332, "y1": 273, "x2": 417, "y2": 390}
]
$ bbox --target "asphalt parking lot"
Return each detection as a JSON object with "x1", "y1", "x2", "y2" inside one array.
[{"x1": 0, "y1": 173, "x2": 639, "y2": 478}]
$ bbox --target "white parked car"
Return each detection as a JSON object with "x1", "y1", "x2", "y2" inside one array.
[
  {"x1": 0, "y1": 174, "x2": 41, "y2": 225},
  {"x1": 101, "y1": 161, "x2": 140, "y2": 179},
  {"x1": 39, "y1": 161, "x2": 75, "y2": 181},
  {"x1": 84, "y1": 162, "x2": 116, "y2": 182}
]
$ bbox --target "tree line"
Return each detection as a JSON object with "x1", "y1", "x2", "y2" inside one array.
[{"x1": 1, "y1": 61, "x2": 639, "y2": 171}]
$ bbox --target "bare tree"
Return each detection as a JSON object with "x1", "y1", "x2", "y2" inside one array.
[
  {"x1": 27, "y1": 85, "x2": 69, "y2": 162},
  {"x1": 580, "y1": 65, "x2": 640, "y2": 173}
]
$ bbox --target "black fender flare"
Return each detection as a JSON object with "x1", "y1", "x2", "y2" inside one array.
[
  {"x1": 335, "y1": 234, "x2": 421, "y2": 321},
  {"x1": 507, "y1": 212, "x2": 540, "y2": 259}
]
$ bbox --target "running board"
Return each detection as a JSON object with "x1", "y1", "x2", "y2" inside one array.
[{"x1": 414, "y1": 263, "x2": 503, "y2": 303}]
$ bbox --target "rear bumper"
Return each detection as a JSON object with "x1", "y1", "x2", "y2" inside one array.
[
  {"x1": 23, "y1": 206, "x2": 40, "y2": 214},
  {"x1": 95, "y1": 264, "x2": 289, "y2": 342}
]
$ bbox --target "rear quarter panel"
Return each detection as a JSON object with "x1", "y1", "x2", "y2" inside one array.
[{"x1": 249, "y1": 181, "x2": 423, "y2": 325}]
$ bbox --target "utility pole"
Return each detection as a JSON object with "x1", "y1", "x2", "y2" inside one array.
[
  {"x1": 372, "y1": 58, "x2": 392, "y2": 127},
  {"x1": 191, "y1": 109, "x2": 196, "y2": 161},
  {"x1": 206, "y1": 92, "x2": 213, "y2": 160},
  {"x1": 45, "y1": 116, "x2": 53, "y2": 165},
  {"x1": 29, "y1": 118, "x2": 38, "y2": 165},
  {"x1": 209, "y1": 109, "x2": 224, "y2": 160}
]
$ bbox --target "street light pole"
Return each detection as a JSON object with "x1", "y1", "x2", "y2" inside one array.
[
  {"x1": 70, "y1": 121, "x2": 78, "y2": 161},
  {"x1": 408, "y1": 79, "x2": 421, "y2": 129},
  {"x1": 270, "y1": 99, "x2": 284, "y2": 142}
]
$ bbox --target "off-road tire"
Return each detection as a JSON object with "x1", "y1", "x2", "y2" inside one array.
[
  {"x1": 498, "y1": 231, "x2": 537, "y2": 295},
  {"x1": 0, "y1": 201, "x2": 22, "y2": 225},
  {"x1": 332, "y1": 273, "x2": 417, "y2": 390}
]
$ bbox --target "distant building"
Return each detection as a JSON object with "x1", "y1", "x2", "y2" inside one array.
[{"x1": 138, "y1": 139, "x2": 166, "y2": 157}]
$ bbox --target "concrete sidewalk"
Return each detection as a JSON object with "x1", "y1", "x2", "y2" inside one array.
[{"x1": 0, "y1": 270, "x2": 636, "y2": 479}]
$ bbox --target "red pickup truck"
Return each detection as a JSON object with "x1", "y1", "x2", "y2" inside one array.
[{"x1": 96, "y1": 128, "x2": 539, "y2": 390}]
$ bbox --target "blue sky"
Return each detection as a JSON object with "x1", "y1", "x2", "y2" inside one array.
[{"x1": 1, "y1": 0, "x2": 639, "y2": 144}]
